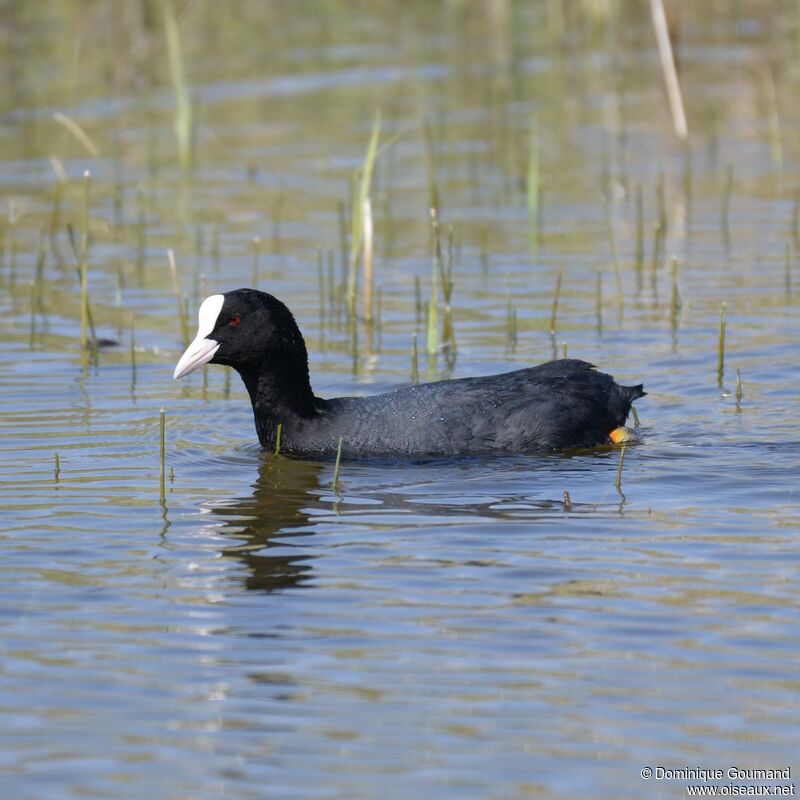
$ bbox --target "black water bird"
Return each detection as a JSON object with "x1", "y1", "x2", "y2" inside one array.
[{"x1": 174, "y1": 289, "x2": 645, "y2": 457}]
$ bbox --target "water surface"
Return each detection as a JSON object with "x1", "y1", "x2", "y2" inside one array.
[{"x1": 1, "y1": 3, "x2": 799, "y2": 798}]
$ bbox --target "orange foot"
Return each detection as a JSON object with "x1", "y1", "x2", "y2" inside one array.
[{"x1": 609, "y1": 426, "x2": 641, "y2": 445}]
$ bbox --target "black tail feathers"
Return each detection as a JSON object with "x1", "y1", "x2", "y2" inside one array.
[
  {"x1": 612, "y1": 382, "x2": 646, "y2": 424},
  {"x1": 624, "y1": 384, "x2": 646, "y2": 403}
]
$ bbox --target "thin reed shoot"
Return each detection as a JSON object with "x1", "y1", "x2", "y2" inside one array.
[
  {"x1": 167, "y1": 249, "x2": 190, "y2": 347},
  {"x1": 53, "y1": 111, "x2": 99, "y2": 157},
  {"x1": 784, "y1": 243, "x2": 792, "y2": 297},
  {"x1": 80, "y1": 170, "x2": 91, "y2": 350},
  {"x1": 29, "y1": 282, "x2": 36, "y2": 347},
  {"x1": 669, "y1": 256, "x2": 680, "y2": 329},
  {"x1": 549, "y1": 266, "x2": 563, "y2": 335},
  {"x1": 650, "y1": 0, "x2": 688, "y2": 140},
  {"x1": 333, "y1": 436, "x2": 344, "y2": 490},
  {"x1": 605, "y1": 208, "x2": 623, "y2": 303},
  {"x1": 159, "y1": 407, "x2": 166, "y2": 504},
  {"x1": 717, "y1": 302, "x2": 727, "y2": 386},
  {"x1": 615, "y1": 446, "x2": 626, "y2": 489},
  {"x1": 527, "y1": 118, "x2": 539, "y2": 253},
  {"x1": 362, "y1": 196, "x2": 374, "y2": 323},
  {"x1": 164, "y1": 0, "x2": 193, "y2": 173},
  {"x1": 423, "y1": 111, "x2": 440, "y2": 213},
  {"x1": 427, "y1": 260, "x2": 439, "y2": 356},
  {"x1": 347, "y1": 113, "x2": 381, "y2": 318},
  {"x1": 765, "y1": 65, "x2": 783, "y2": 172},
  {"x1": 130, "y1": 318, "x2": 137, "y2": 385},
  {"x1": 635, "y1": 183, "x2": 644, "y2": 283},
  {"x1": 736, "y1": 368, "x2": 743, "y2": 410},
  {"x1": 721, "y1": 164, "x2": 734, "y2": 245}
]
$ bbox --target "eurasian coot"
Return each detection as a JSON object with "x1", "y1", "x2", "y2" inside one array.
[{"x1": 174, "y1": 289, "x2": 645, "y2": 457}]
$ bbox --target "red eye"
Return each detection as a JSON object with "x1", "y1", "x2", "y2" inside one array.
[{"x1": 229, "y1": 314, "x2": 241, "y2": 328}]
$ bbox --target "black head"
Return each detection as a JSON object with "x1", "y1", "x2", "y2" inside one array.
[{"x1": 173, "y1": 288, "x2": 309, "y2": 380}]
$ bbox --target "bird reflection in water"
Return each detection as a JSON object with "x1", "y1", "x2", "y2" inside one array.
[{"x1": 209, "y1": 455, "x2": 324, "y2": 592}]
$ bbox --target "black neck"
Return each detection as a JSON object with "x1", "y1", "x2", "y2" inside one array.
[{"x1": 238, "y1": 357, "x2": 318, "y2": 449}]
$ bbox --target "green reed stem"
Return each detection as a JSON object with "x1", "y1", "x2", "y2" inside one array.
[
  {"x1": 376, "y1": 287, "x2": 383, "y2": 341},
  {"x1": 721, "y1": 164, "x2": 733, "y2": 243},
  {"x1": 412, "y1": 332, "x2": 419, "y2": 384},
  {"x1": 211, "y1": 219, "x2": 220, "y2": 271},
  {"x1": 682, "y1": 141, "x2": 693, "y2": 222},
  {"x1": 80, "y1": 170, "x2": 91, "y2": 350},
  {"x1": 635, "y1": 183, "x2": 644, "y2": 280},
  {"x1": 506, "y1": 284, "x2": 518, "y2": 353},
  {"x1": 337, "y1": 199, "x2": 349, "y2": 279},
  {"x1": 615, "y1": 445, "x2": 626, "y2": 489},
  {"x1": 528, "y1": 117, "x2": 539, "y2": 254},
  {"x1": 66, "y1": 224, "x2": 98, "y2": 356},
  {"x1": 54, "y1": 451, "x2": 60, "y2": 482},
  {"x1": 432, "y1": 212, "x2": 455, "y2": 352},
  {"x1": 606, "y1": 209, "x2": 623, "y2": 304},
  {"x1": 765, "y1": 65, "x2": 783, "y2": 172},
  {"x1": 656, "y1": 171, "x2": 667, "y2": 235},
  {"x1": 159, "y1": 407, "x2": 166, "y2": 504},
  {"x1": 53, "y1": 111, "x2": 99, "y2": 157},
  {"x1": 427, "y1": 259, "x2": 439, "y2": 356},
  {"x1": 333, "y1": 436, "x2": 344, "y2": 490},
  {"x1": 362, "y1": 196, "x2": 374, "y2": 323},
  {"x1": 717, "y1": 302, "x2": 727, "y2": 386},
  {"x1": 651, "y1": 0, "x2": 688, "y2": 140},
  {"x1": 669, "y1": 256, "x2": 680, "y2": 329},
  {"x1": 650, "y1": 221, "x2": 663, "y2": 276},
  {"x1": 784, "y1": 243, "x2": 792, "y2": 297},
  {"x1": 36, "y1": 226, "x2": 50, "y2": 293},
  {"x1": 347, "y1": 112, "x2": 381, "y2": 318},
  {"x1": 549, "y1": 266, "x2": 564, "y2": 335},
  {"x1": 6, "y1": 202, "x2": 16, "y2": 280},
  {"x1": 480, "y1": 222, "x2": 489, "y2": 273},
  {"x1": 164, "y1": 0, "x2": 193, "y2": 173},
  {"x1": 274, "y1": 423, "x2": 282, "y2": 456},
  {"x1": 423, "y1": 111, "x2": 440, "y2": 213},
  {"x1": 167, "y1": 249, "x2": 189, "y2": 347},
  {"x1": 136, "y1": 183, "x2": 146, "y2": 273},
  {"x1": 736, "y1": 368, "x2": 743, "y2": 405},
  {"x1": 29, "y1": 281, "x2": 36, "y2": 347},
  {"x1": 130, "y1": 318, "x2": 137, "y2": 385},
  {"x1": 28, "y1": 281, "x2": 36, "y2": 350},
  {"x1": 327, "y1": 249, "x2": 335, "y2": 310},
  {"x1": 444, "y1": 223, "x2": 455, "y2": 302},
  {"x1": 48, "y1": 175, "x2": 64, "y2": 262}
]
